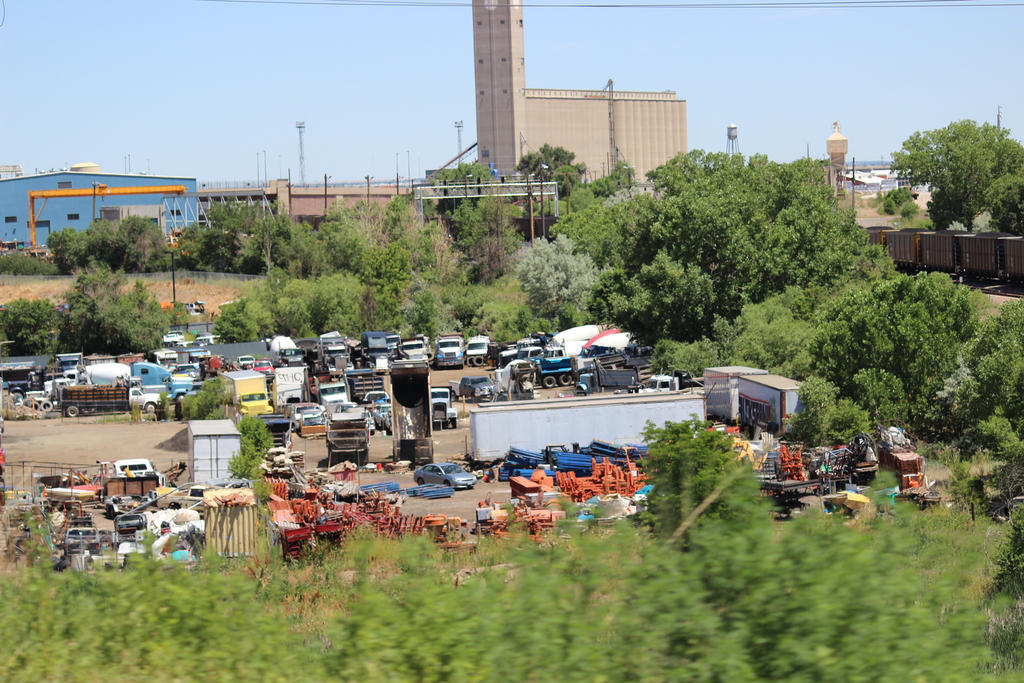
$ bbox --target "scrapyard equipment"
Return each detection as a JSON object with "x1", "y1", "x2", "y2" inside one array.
[
  {"x1": 391, "y1": 359, "x2": 433, "y2": 466},
  {"x1": 272, "y1": 366, "x2": 307, "y2": 409},
  {"x1": 555, "y1": 457, "x2": 646, "y2": 503},
  {"x1": 876, "y1": 427, "x2": 938, "y2": 504},
  {"x1": 431, "y1": 386, "x2": 458, "y2": 430},
  {"x1": 259, "y1": 414, "x2": 292, "y2": 449},
  {"x1": 327, "y1": 407, "x2": 370, "y2": 467},
  {"x1": 400, "y1": 335, "x2": 431, "y2": 361},
  {"x1": 470, "y1": 390, "x2": 705, "y2": 462},
  {"x1": 533, "y1": 353, "x2": 574, "y2": 389},
  {"x1": 268, "y1": 336, "x2": 305, "y2": 367},
  {"x1": 734, "y1": 374, "x2": 803, "y2": 435}
]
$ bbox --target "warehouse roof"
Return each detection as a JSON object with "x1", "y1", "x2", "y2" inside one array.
[
  {"x1": 188, "y1": 419, "x2": 240, "y2": 437},
  {"x1": 741, "y1": 374, "x2": 801, "y2": 391},
  {"x1": 703, "y1": 366, "x2": 767, "y2": 376}
]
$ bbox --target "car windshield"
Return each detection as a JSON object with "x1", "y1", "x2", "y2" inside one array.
[
  {"x1": 404, "y1": 342, "x2": 424, "y2": 351},
  {"x1": 465, "y1": 377, "x2": 489, "y2": 386},
  {"x1": 432, "y1": 390, "x2": 448, "y2": 399},
  {"x1": 367, "y1": 337, "x2": 387, "y2": 349},
  {"x1": 438, "y1": 464, "x2": 463, "y2": 474},
  {"x1": 302, "y1": 415, "x2": 324, "y2": 425},
  {"x1": 467, "y1": 343, "x2": 486, "y2": 352},
  {"x1": 438, "y1": 340, "x2": 460, "y2": 349},
  {"x1": 320, "y1": 385, "x2": 345, "y2": 397},
  {"x1": 240, "y1": 392, "x2": 267, "y2": 402}
]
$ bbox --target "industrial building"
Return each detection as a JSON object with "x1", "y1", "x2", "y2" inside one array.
[
  {"x1": 472, "y1": 0, "x2": 687, "y2": 179},
  {"x1": 0, "y1": 164, "x2": 198, "y2": 248}
]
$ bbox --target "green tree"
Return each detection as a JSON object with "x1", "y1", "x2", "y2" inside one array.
[
  {"x1": 516, "y1": 144, "x2": 586, "y2": 196},
  {"x1": 214, "y1": 298, "x2": 273, "y2": 343},
  {"x1": 59, "y1": 269, "x2": 167, "y2": 354},
  {"x1": 228, "y1": 416, "x2": 272, "y2": 479},
  {"x1": 515, "y1": 235, "x2": 597, "y2": 319},
  {"x1": 786, "y1": 376, "x2": 870, "y2": 446},
  {"x1": 402, "y1": 287, "x2": 441, "y2": 340},
  {"x1": 811, "y1": 273, "x2": 978, "y2": 432},
  {"x1": 450, "y1": 196, "x2": 521, "y2": 283},
  {"x1": 989, "y1": 173, "x2": 1024, "y2": 235},
  {"x1": 0, "y1": 298, "x2": 59, "y2": 356},
  {"x1": 892, "y1": 120, "x2": 1024, "y2": 229},
  {"x1": 181, "y1": 378, "x2": 228, "y2": 420},
  {"x1": 0, "y1": 254, "x2": 60, "y2": 275},
  {"x1": 579, "y1": 152, "x2": 874, "y2": 344}
]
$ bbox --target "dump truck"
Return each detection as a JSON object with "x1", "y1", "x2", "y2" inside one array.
[
  {"x1": 346, "y1": 368, "x2": 385, "y2": 404},
  {"x1": 431, "y1": 386, "x2": 458, "y2": 430},
  {"x1": 221, "y1": 370, "x2": 274, "y2": 419},
  {"x1": 258, "y1": 414, "x2": 292, "y2": 449},
  {"x1": 465, "y1": 335, "x2": 490, "y2": 367},
  {"x1": 390, "y1": 359, "x2": 433, "y2": 465},
  {"x1": 327, "y1": 407, "x2": 370, "y2": 466},
  {"x1": 268, "y1": 336, "x2": 305, "y2": 367}
]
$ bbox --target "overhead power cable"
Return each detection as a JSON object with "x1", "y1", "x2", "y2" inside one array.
[{"x1": 195, "y1": 0, "x2": 1024, "y2": 8}]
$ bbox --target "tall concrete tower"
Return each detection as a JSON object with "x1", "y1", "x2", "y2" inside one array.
[{"x1": 473, "y1": 0, "x2": 526, "y2": 176}]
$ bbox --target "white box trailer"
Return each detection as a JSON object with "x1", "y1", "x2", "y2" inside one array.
[
  {"x1": 469, "y1": 390, "x2": 706, "y2": 461},
  {"x1": 188, "y1": 419, "x2": 241, "y2": 482},
  {"x1": 736, "y1": 374, "x2": 802, "y2": 435},
  {"x1": 273, "y1": 366, "x2": 307, "y2": 409},
  {"x1": 703, "y1": 366, "x2": 768, "y2": 422}
]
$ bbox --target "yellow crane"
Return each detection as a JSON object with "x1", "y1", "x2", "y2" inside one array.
[{"x1": 27, "y1": 184, "x2": 188, "y2": 248}]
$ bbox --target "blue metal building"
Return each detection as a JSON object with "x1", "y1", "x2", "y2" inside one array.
[{"x1": 0, "y1": 165, "x2": 198, "y2": 248}]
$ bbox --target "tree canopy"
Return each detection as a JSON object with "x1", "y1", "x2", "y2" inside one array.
[{"x1": 892, "y1": 120, "x2": 1024, "y2": 230}]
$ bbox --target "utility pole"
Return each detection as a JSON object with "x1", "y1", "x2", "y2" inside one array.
[
  {"x1": 324, "y1": 173, "x2": 329, "y2": 215},
  {"x1": 998, "y1": 105, "x2": 1003, "y2": 130},
  {"x1": 528, "y1": 174, "x2": 535, "y2": 245},
  {"x1": 539, "y1": 164, "x2": 548, "y2": 239},
  {"x1": 396, "y1": 152, "x2": 400, "y2": 197},
  {"x1": 171, "y1": 249, "x2": 177, "y2": 303},
  {"x1": 455, "y1": 121, "x2": 464, "y2": 155},
  {"x1": 92, "y1": 182, "x2": 98, "y2": 221},
  {"x1": 296, "y1": 122, "x2": 306, "y2": 185},
  {"x1": 365, "y1": 175, "x2": 371, "y2": 204},
  {"x1": 406, "y1": 151, "x2": 411, "y2": 195},
  {"x1": 851, "y1": 156, "x2": 856, "y2": 211}
]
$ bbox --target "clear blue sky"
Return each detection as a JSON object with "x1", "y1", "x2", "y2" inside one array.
[{"x1": 0, "y1": 0, "x2": 1020, "y2": 183}]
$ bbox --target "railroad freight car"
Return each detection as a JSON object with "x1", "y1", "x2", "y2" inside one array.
[
  {"x1": 1003, "y1": 236, "x2": 1024, "y2": 280},
  {"x1": 959, "y1": 233, "x2": 1004, "y2": 279},
  {"x1": 919, "y1": 231, "x2": 958, "y2": 272},
  {"x1": 887, "y1": 229, "x2": 923, "y2": 269}
]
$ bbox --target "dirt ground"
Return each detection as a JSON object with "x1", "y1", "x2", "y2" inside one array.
[
  {"x1": 0, "y1": 275, "x2": 253, "y2": 314},
  {"x1": 0, "y1": 365, "x2": 558, "y2": 523}
]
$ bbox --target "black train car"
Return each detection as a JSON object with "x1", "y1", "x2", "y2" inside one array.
[
  {"x1": 887, "y1": 229, "x2": 925, "y2": 270},
  {"x1": 919, "y1": 231, "x2": 959, "y2": 273},
  {"x1": 1001, "y1": 235, "x2": 1024, "y2": 281},
  {"x1": 959, "y1": 233, "x2": 1004, "y2": 279}
]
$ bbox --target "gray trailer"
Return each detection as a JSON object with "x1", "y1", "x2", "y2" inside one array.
[
  {"x1": 469, "y1": 390, "x2": 707, "y2": 461},
  {"x1": 390, "y1": 360, "x2": 433, "y2": 465},
  {"x1": 703, "y1": 366, "x2": 768, "y2": 423}
]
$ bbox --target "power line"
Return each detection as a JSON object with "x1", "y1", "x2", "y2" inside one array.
[{"x1": 195, "y1": 0, "x2": 1024, "y2": 8}]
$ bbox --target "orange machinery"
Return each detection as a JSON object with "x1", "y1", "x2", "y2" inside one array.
[{"x1": 28, "y1": 184, "x2": 188, "y2": 248}]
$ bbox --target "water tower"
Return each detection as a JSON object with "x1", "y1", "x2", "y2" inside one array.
[
  {"x1": 826, "y1": 121, "x2": 848, "y2": 195},
  {"x1": 726, "y1": 124, "x2": 739, "y2": 156}
]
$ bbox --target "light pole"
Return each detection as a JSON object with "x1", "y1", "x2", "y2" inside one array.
[
  {"x1": 365, "y1": 175, "x2": 372, "y2": 204},
  {"x1": 0, "y1": 340, "x2": 14, "y2": 416},
  {"x1": 539, "y1": 164, "x2": 549, "y2": 239}
]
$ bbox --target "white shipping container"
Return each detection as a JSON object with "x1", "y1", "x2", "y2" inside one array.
[
  {"x1": 470, "y1": 391, "x2": 706, "y2": 461},
  {"x1": 703, "y1": 366, "x2": 768, "y2": 421},
  {"x1": 188, "y1": 420, "x2": 242, "y2": 482},
  {"x1": 735, "y1": 374, "x2": 802, "y2": 434}
]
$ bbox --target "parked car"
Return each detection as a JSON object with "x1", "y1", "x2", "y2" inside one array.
[
  {"x1": 413, "y1": 462, "x2": 477, "y2": 489},
  {"x1": 362, "y1": 390, "x2": 390, "y2": 406},
  {"x1": 162, "y1": 330, "x2": 185, "y2": 345},
  {"x1": 237, "y1": 355, "x2": 256, "y2": 370},
  {"x1": 195, "y1": 333, "x2": 219, "y2": 345},
  {"x1": 449, "y1": 375, "x2": 494, "y2": 402},
  {"x1": 173, "y1": 363, "x2": 200, "y2": 379},
  {"x1": 253, "y1": 359, "x2": 274, "y2": 374}
]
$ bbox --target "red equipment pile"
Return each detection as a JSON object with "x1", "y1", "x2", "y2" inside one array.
[{"x1": 554, "y1": 457, "x2": 646, "y2": 503}]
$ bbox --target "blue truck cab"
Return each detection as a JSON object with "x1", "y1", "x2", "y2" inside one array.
[{"x1": 130, "y1": 361, "x2": 192, "y2": 398}]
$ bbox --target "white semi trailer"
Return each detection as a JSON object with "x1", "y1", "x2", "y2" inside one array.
[{"x1": 469, "y1": 390, "x2": 706, "y2": 461}]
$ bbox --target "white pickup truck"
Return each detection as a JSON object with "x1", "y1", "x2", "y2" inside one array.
[{"x1": 129, "y1": 387, "x2": 165, "y2": 413}]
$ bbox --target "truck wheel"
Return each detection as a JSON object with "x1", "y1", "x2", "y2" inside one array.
[
  {"x1": 449, "y1": 418, "x2": 457, "y2": 429},
  {"x1": 39, "y1": 400, "x2": 53, "y2": 412},
  {"x1": 557, "y1": 374, "x2": 572, "y2": 387},
  {"x1": 65, "y1": 405, "x2": 80, "y2": 417},
  {"x1": 144, "y1": 402, "x2": 156, "y2": 414},
  {"x1": 542, "y1": 375, "x2": 558, "y2": 389}
]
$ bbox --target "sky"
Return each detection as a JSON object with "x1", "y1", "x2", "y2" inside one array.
[{"x1": 0, "y1": 0, "x2": 1021, "y2": 184}]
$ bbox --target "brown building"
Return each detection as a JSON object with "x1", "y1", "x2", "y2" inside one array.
[{"x1": 473, "y1": 0, "x2": 687, "y2": 179}]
